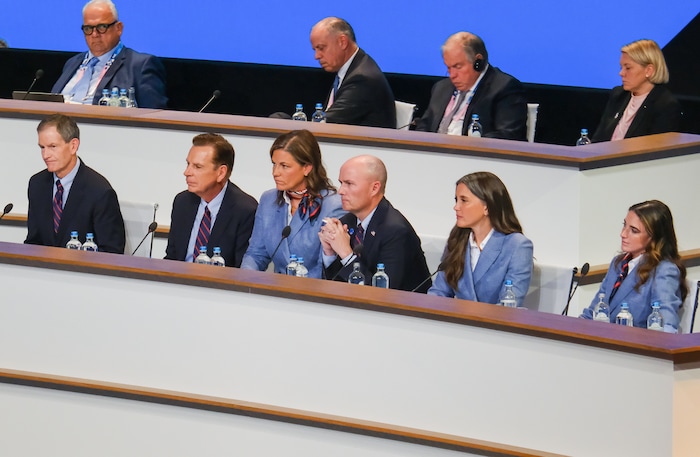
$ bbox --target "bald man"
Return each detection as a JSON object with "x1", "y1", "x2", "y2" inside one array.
[
  {"x1": 310, "y1": 17, "x2": 396, "y2": 128},
  {"x1": 415, "y1": 31, "x2": 527, "y2": 140},
  {"x1": 319, "y1": 155, "x2": 431, "y2": 292}
]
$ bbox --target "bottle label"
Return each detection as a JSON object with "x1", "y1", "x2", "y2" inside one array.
[
  {"x1": 616, "y1": 317, "x2": 632, "y2": 326},
  {"x1": 594, "y1": 312, "x2": 609, "y2": 322},
  {"x1": 501, "y1": 299, "x2": 516, "y2": 307},
  {"x1": 648, "y1": 322, "x2": 663, "y2": 331}
]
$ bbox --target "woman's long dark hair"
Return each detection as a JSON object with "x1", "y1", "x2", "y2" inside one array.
[
  {"x1": 270, "y1": 130, "x2": 335, "y2": 205},
  {"x1": 443, "y1": 172, "x2": 522, "y2": 289},
  {"x1": 617, "y1": 200, "x2": 687, "y2": 300}
]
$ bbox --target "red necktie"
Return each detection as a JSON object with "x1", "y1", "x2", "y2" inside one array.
[{"x1": 609, "y1": 254, "x2": 630, "y2": 301}]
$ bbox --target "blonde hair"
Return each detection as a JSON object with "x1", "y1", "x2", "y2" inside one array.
[{"x1": 621, "y1": 39, "x2": 669, "y2": 84}]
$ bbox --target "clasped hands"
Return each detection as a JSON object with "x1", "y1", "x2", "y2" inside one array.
[{"x1": 318, "y1": 217, "x2": 353, "y2": 259}]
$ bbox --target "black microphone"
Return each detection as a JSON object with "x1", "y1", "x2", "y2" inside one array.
[
  {"x1": 198, "y1": 90, "x2": 221, "y2": 113},
  {"x1": 131, "y1": 221, "x2": 158, "y2": 256},
  {"x1": 691, "y1": 280, "x2": 700, "y2": 334},
  {"x1": 562, "y1": 262, "x2": 590, "y2": 315},
  {"x1": 270, "y1": 225, "x2": 292, "y2": 262},
  {"x1": 411, "y1": 262, "x2": 445, "y2": 293},
  {"x1": 22, "y1": 69, "x2": 44, "y2": 100},
  {"x1": 328, "y1": 244, "x2": 364, "y2": 282},
  {"x1": 0, "y1": 203, "x2": 13, "y2": 220}
]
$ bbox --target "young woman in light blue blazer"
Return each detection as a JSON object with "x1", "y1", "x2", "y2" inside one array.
[
  {"x1": 428, "y1": 172, "x2": 533, "y2": 306},
  {"x1": 241, "y1": 130, "x2": 344, "y2": 277},
  {"x1": 580, "y1": 200, "x2": 686, "y2": 332}
]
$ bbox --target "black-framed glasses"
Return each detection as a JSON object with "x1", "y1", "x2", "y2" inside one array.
[{"x1": 81, "y1": 20, "x2": 118, "y2": 35}]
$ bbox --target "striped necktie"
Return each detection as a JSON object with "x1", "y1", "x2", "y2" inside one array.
[
  {"x1": 193, "y1": 206, "x2": 211, "y2": 261},
  {"x1": 53, "y1": 180, "x2": 64, "y2": 234}
]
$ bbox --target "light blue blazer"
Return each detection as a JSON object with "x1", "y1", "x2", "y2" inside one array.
[
  {"x1": 581, "y1": 256, "x2": 682, "y2": 330},
  {"x1": 428, "y1": 231, "x2": 533, "y2": 306},
  {"x1": 241, "y1": 189, "x2": 345, "y2": 278}
]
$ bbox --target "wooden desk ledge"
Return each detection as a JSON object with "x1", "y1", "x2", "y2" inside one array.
[{"x1": 0, "y1": 367, "x2": 567, "y2": 457}]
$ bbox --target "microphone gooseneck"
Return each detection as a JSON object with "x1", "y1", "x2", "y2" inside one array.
[
  {"x1": 22, "y1": 69, "x2": 44, "y2": 100},
  {"x1": 198, "y1": 90, "x2": 221, "y2": 113},
  {"x1": 270, "y1": 225, "x2": 292, "y2": 263},
  {"x1": 131, "y1": 221, "x2": 159, "y2": 256}
]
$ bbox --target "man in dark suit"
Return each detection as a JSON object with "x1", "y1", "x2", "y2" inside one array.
[
  {"x1": 319, "y1": 155, "x2": 431, "y2": 292},
  {"x1": 51, "y1": 0, "x2": 167, "y2": 108},
  {"x1": 310, "y1": 17, "x2": 396, "y2": 129},
  {"x1": 414, "y1": 32, "x2": 527, "y2": 140},
  {"x1": 26, "y1": 114, "x2": 126, "y2": 253},
  {"x1": 165, "y1": 133, "x2": 257, "y2": 267}
]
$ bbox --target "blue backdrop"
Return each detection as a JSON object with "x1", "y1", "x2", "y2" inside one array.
[{"x1": 1, "y1": 1, "x2": 695, "y2": 89}]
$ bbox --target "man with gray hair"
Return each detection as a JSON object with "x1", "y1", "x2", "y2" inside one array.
[
  {"x1": 26, "y1": 114, "x2": 126, "y2": 253},
  {"x1": 319, "y1": 155, "x2": 430, "y2": 292},
  {"x1": 415, "y1": 32, "x2": 527, "y2": 140},
  {"x1": 310, "y1": 17, "x2": 396, "y2": 128},
  {"x1": 51, "y1": 0, "x2": 167, "y2": 108}
]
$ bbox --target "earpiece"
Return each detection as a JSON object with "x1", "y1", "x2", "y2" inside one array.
[{"x1": 473, "y1": 56, "x2": 484, "y2": 72}]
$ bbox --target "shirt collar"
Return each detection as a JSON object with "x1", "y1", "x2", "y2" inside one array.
[
  {"x1": 54, "y1": 157, "x2": 81, "y2": 186},
  {"x1": 336, "y1": 47, "x2": 360, "y2": 87}
]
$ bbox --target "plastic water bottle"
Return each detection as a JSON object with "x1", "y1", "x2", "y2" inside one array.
[
  {"x1": 98, "y1": 89, "x2": 110, "y2": 106},
  {"x1": 127, "y1": 87, "x2": 138, "y2": 108},
  {"x1": 616, "y1": 302, "x2": 634, "y2": 327},
  {"x1": 592, "y1": 293, "x2": 610, "y2": 322},
  {"x1": 371, "y1": 263, "x2": 389, "y2": 288},
  {"x1": 576, "y1": 128, "x2": 591, "y2": 146},
  {"x1": 195, "y1": 246, "x2": 211, "y2": 265},
  {"x1": 118, "y1": 88, "x2": 129, "y2": 107},
  {"x1": 211, "y1": 247, "x2": 225, "y2": 267},
  {"x1": 292, "y1": 104, "x2": 307, "y2": 121},
  {"x1": 311, "y1": 103, "x2": 326, "y2": 123},
  {"x1": 467, "y1": 114, "x2": 482, "y2": 137},
  {"x1": 107, "y1": 87, "x2": 120, "y2": 107},
  {"x1": 81, "y1": 232, "x2": 98, "y2": 252},
  {"x1": 348, "y1": 262, "x2": 365, "y2": 285},
  {"x1": 286, "y1": 254, "x2": 298, "y2": 276},
  {"x1": 66, "y1": 231, "x2": 82, "y2": 250},
  {"x1": 500, "y1": 279, "x2": 517, "y2": 307},
  {"x1": 647, "y1": 301, "x2": 664, "y2": 331},
  {"x1": 295, "y1": 257, "x2": 308, "y2": 277}
]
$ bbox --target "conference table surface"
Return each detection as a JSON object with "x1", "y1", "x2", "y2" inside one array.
[
  {"x1": 2, "y1": 99, "x2": 700, "y2": 170},
  {"x1": 2, "y1": 240, "x2": 699, "y2": 364}
]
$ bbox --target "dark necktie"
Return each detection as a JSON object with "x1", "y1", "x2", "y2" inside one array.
[
  {"x1": 353, "y1": 223, "x2": 365, "y2": 248},
  {"x1": 53, "y1": 180, "x2": 64, "y2": 234},
  {"x1": 437, "y1": 91, "x2": 466, "y2": 134},
  {"x1": 193, "y1": 206, "x2": 211, "y2": 261},
  {"x1": 609, "y1": 254, "x2": 631, "y2": 301}
]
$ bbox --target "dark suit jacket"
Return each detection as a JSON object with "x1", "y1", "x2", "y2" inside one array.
[
  {"x1": 25, "y1": 160, "x2": 126, "y2": 253},
  {"x1": 325, "y1": 48, "x2": 396, "y2": 129},
  {"x1": 592, "y1": 85, "x2": 682, "y2": 142},
  {"x1": 51, "y1": 46, "x2": 168, "y2": 109},
  {"x1": 415, "y1": 65, "x2": 527, "y2": 140},
  {"x1": 165, "y1": 182, "x2": 257, "y2": 267},
  {"x1": 325, "y1": 198, "x2": 431, "y2": 292}
]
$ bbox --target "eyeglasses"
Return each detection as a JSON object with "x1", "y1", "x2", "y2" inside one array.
[{"x1": 81, "y1": 20, "x2": 118, "y2": 35}]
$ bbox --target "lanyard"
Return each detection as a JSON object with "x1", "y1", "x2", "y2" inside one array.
[{"x1": 76, "y1": 42, "x2": 124, "y2": 85}]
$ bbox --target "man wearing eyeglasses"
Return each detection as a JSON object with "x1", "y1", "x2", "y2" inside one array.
[{"x1": 51, "y1": 0, "x2": 167, "y2": 108}]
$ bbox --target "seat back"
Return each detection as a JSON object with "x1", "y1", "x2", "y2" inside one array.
[
  {"x1": 120, "y1": 201, "x2": 158, "y2": 257},
  {"x1": 526, "y1": 103, "x2": 539, "y2": 143},
  {"x1": 678, "y1": 279, "x2": 700, "y2": 333},
  {"x1": 395, "y1": 100, "x2": 417, "y2": 130}
]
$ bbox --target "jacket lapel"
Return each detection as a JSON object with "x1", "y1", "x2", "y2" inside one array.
[{"x1": 472, "y1": 231, "x2": 504, "y2": 285}]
